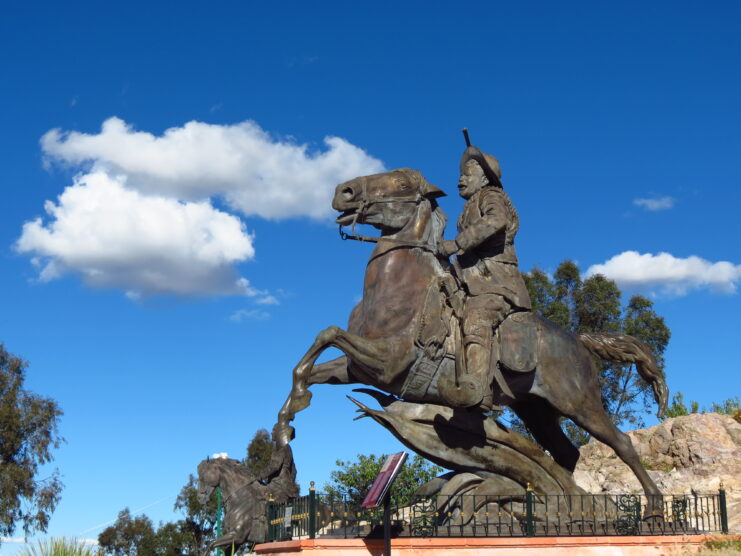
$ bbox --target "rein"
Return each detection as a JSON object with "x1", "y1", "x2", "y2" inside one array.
[{"x1": 337, "y1": 179, "x2": 435, "y2": 252}]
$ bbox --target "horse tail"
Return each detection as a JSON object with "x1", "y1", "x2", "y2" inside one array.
[{"x1": 577, "y1": 333, "x2": 668, "y2": 419}]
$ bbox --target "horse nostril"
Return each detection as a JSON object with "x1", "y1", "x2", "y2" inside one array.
[{"x1": 342, "y1": 187, "x2": 354, "y2": 200}]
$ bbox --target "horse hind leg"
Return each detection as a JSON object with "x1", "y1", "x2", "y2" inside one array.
[
  {"x1": 566, "y1": 400, "x2": 663, "y2": 515},
  {"x1": 511, "y1": 400, "x2": 580, "y2": 472}
]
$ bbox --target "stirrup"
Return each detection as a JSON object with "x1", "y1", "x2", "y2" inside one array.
[{"x1": 438, "y1": 374, "x2": 486, "y2": 409}]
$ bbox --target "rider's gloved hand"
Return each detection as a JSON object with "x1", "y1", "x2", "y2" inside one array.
[{"x1": 439, "y1": 239, "x2": 460, "y2": 257}]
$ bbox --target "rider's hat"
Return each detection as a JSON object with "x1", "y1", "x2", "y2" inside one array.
[{"x1": 460, "y1": 146, "x2": 503, "y2": 188}]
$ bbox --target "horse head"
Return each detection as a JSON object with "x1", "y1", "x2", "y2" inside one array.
[
  {"x1": 196, "y1": 458, "x2": 222, "y2": 505},
  {"x1": 333, "y1": 168, "x2": 446, "y2": 243}
]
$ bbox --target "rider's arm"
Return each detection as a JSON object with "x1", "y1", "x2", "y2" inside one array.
[{"x1": 454, "y1": 189, "x2": 506, "y2": 252}]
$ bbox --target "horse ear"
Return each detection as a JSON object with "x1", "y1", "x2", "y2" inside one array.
[
  {"x1": 422, "y1": 182, "x2": 446, "y2": 199},
  {"x1": 405, "y1": 168, "x2": 446, "y2": 199}
]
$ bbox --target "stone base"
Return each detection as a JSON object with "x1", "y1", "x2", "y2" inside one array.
[{"x1": 254, "y1": 535, "x2": 717, "y2": 555}]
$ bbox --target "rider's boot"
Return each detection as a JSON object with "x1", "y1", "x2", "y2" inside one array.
[{"x1": 464, "y1": 341, "x2": 494, "y2": 412}]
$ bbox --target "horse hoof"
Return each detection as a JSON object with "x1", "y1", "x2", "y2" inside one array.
[{"x1": 438, "y1": 374, "x2": 485, "y2": 408}]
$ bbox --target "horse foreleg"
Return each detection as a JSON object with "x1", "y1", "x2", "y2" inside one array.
[
  {"x1": 274, "y1": 326, "x2": 388, "y2": 446},
  {"x1": 308, "y1": 355, "x2": 350, "y2": 385}
]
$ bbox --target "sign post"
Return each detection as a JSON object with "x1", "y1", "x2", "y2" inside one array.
[{"x1": 361, "y1": 452, "x2": 408, "y2": 556}]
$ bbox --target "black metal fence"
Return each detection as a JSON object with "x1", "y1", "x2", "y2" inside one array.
[{"x1": 267, "y1": 486, "x2": 730, "y2": 541}]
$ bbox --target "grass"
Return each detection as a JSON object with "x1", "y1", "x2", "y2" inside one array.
[
  {"x1": 14, "y1": 538, "x2": 99, "y2": 556},
  {"x1": 682, "y1": 536, "x2": 741, "y2": 554}
]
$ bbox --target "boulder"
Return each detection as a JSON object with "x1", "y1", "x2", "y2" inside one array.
[{"x1": 574, "y1": 413, "x2": 741, "y2": 533}]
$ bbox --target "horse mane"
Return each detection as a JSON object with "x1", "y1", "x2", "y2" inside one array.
[{"x1": 394, "y1": 168, "x2": 448, "y2": 252}]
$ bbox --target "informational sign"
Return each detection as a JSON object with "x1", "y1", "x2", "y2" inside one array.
[
  {"x1": 284, "y1": 505, "x2": 293, "y2": 525},
  {"x1": 361, "y1": 452, "x2": 408, "y2": 509}
]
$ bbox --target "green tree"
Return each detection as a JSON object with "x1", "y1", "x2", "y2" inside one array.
[
  {"x1": 664, "y1": 392, "x2": 739, "y2": 423},
  {"x1": 98, "y1": 476, "x2": 219, "y2": 556},
  {"x1": 708, "y1": 396, "x2": 740, "y2": 418},
  {"x1": 664, "y1": 391, "x2": 700, "y2": 418},
  {"x1": 514, "y1": 261, "x2": 671, "y2": 444},
  {"x1": 172, "y1": 474, "x2": 218, "y2": 554},
  {"x1": 244, "y1": 428, "x2": 273, "y2": 477},
  {"x1": 98, "y1": 509, "x2": 156, "y2": 556},
  {"x1": 323, "y1": 454, "x2": 442, "y2": 506},
  {"x1": 0, "y1": 344, "x2": 64, "y2": 544}
]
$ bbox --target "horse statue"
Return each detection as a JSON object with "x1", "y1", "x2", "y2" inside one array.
[
  {"x1": 273, "y1": 167, "x2": 668, "y2": 511},
  {"x1": 197, "y1": 444, "x2": 298, "y2": 555}
]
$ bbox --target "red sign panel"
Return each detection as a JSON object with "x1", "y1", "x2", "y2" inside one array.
[{"x1": 361, "y1": 452, "x2": 408, "y2": 509}]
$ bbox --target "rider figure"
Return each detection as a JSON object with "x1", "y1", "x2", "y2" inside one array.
[{"x1": 440, "y1": 145, "x2": 531, "y2": 411}]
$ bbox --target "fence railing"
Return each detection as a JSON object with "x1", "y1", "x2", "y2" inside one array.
[{"x1": 267, "y1": 486, "x2": 730, "y2": 541}]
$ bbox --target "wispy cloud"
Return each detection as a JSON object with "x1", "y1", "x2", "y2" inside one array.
[
  {"x1": 633, "y1": 196, "x2": 675, "y2": 211},
  {"x1": 230, "y1": 309, "x2": 270, "y2": 322},
  {"x1": 255, "y1": 295, "x2": 279, "y2": 305},
  {"x1": 586, "y1": 250, "x2": 741, "y2": 295},
  {"x1": 78, "y1": 496, "x2": 172, "y2": 535}
]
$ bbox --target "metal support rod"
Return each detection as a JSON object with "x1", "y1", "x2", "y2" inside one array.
[{"x1": 383, "y1": 492, "x2": 391, "y2": 556}]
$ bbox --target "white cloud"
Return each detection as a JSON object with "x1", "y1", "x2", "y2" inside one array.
[
  {"x1": 633, "y1": 196, "x2": 675, "y2": 211},
  {"x1": 19, "y1": 117, "x2": 383, "y2": 299},
  {"x1": 586, "y1": 250, "x2": 741, "y2": 295},
  {"x1": 1, "y1": 537, "x2": 27, "y2": 543},
  {"x1": 16, "y1": 171, "x2": 256, "y2": 298},
  {"x1": 41, "y1": 117, "x2": 385, "y2": 219}
]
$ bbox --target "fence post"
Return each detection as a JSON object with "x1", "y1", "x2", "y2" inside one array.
[
  {"x1": 267, "y1": 494, "x2": 275, "y2": 542},
  {"x1": 309, "y1": 481, "x2": 317, "y2": 539},
  {"x1": 719, "y1": 482, "x2": 729, "y2": 534},
  {"x1": 525, "y1": 483, "x2": 535, "y2": 537}
]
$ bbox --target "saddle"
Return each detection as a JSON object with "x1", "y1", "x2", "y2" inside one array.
[
  {"x1": 497, "y1": 311, "x2": 538, "y2": 373},
  {"x1": 403, "y1": 276, "x2": 537, "y2": 402},
  {"x1": 416, "y1": 274, "x2": 538, "y2": 373}
]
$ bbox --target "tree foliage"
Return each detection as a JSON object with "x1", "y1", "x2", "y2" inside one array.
[
  {"x1": 98, "y1": 509, "x2": 156, "y2": 556},
  {"x1": 512, "y1": 261, "x2": 671, "y2": 444},
  {"x1": 98, "y1": 477, "x2": 218, "y2": 556},
  {"x1": 244, "y1": 428, "x2": 273, "y2": 477},
  {"x1": 323, "y1": 454, "x2": 442, "y2": 506},
  {"x1": 665, "y1": 392, "x2": 740, "y2": 423},
  {"x1": 664, "y1": 392, "x2": 700, "y2": 418},
  {"x1": 0, "y1": 343, "x2": 64, "y2": 542}
]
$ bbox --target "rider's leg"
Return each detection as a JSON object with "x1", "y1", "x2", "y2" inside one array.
[{"x1": 462, "y1": 294, "x2": 509, "y2": 411}]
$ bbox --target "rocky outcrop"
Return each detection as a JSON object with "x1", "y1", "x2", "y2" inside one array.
[{"x1": 574, "y1": 413, "x2": 740, "y2": 533}]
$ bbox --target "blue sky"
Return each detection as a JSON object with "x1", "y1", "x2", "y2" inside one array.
[{"x1": 1, "y1": 0, "x2": 740, "y2": 551}]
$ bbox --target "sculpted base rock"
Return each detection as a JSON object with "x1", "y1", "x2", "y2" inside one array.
[{"x1": 574, "y1": 413, "x2": 741, "y2": 533}]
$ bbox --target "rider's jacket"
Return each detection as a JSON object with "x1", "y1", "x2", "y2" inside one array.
[{"x1": 455, "y1": 187, "x2": 532, "y2": 310}]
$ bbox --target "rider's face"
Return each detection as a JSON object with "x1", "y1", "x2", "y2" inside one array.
[{"x1": 458, "y1": 160, "x2": 487, "y2": 200}]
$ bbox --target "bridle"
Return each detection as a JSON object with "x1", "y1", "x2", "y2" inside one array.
[{"x1": 337, "y1": 177, "x2": 433, "y2": 251}]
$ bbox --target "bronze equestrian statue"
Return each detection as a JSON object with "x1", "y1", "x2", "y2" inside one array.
[
  {"x1": 197, "y1": 444, "x2": 298, "y2": 555},
  {"x1": 272, "y1": 143, "x2": 668, "y2": 511}
]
